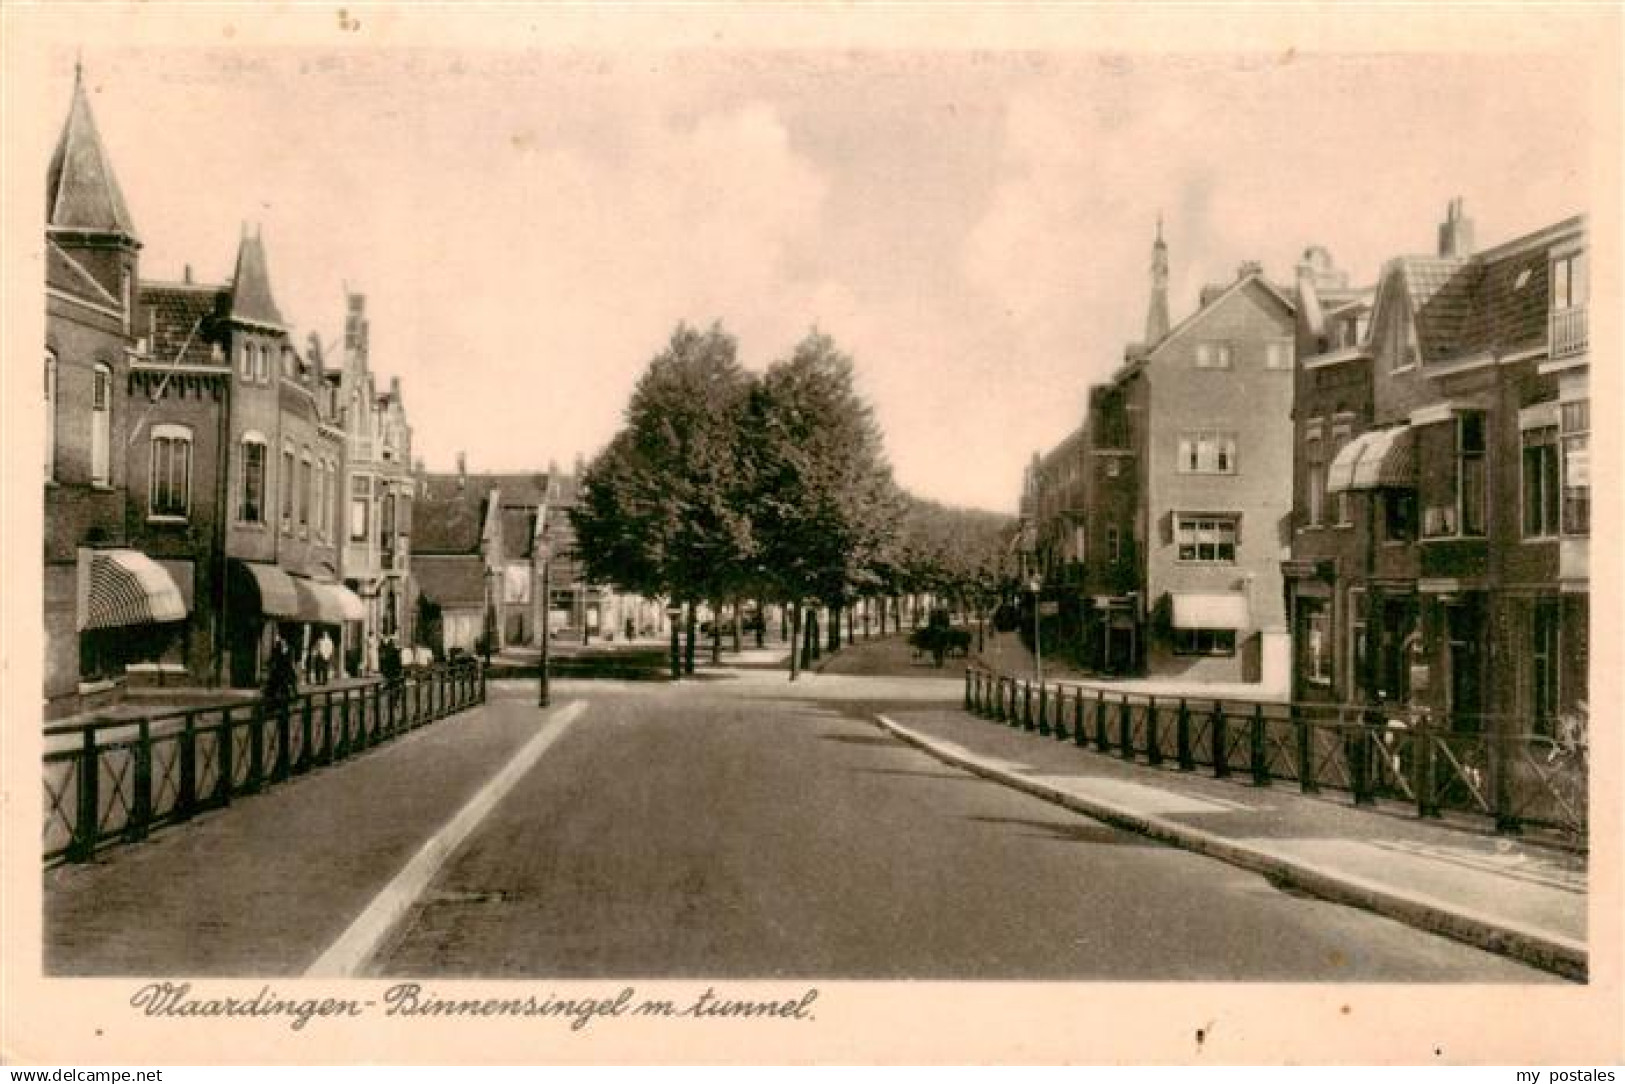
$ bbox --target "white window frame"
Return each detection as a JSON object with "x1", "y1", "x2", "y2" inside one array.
[
  {"x1": 1330, "y1": 423, "x2": 1353, "y2": 526},
  {"x1": 91, "y1": 362, "x2": 113, "y2": 486},
  {"x1": 281, "y1": 442, "x2": 297, "y2": 534},
  {"x1": 1521, "y1": 423, "x2": 1560, "y2": 540},
  {"x1": 1195, "y1": 341, "x2": 1233, "y2": 370},
  {"x1": 1265, "y1": 338, "x2": 1293, "y2": 370},
  {"x1": 239, "y1": 431, "x2": 268, "y2": 523},
  {"x1": 148, "y1": 423, "x2": 193, "y2": 520},
  {"x1": 299, "y1": 448, "x2": 314, "y2": 535},
  {"x1": 1175, "y1": 513, "x2": 1238, "y2": 564},
  {"x1": 1177, "y1": 430, "x2": 1238, "y2": 475}
]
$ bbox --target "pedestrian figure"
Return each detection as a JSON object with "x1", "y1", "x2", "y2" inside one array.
[
  {"x1": 264, "y1": 635, "x2": 300, "y2": 710},
  {"x1": 315, "y1": 630, "x2": 334, "y2": 685}
]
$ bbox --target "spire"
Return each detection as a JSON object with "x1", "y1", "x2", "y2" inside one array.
[
  {"x1": 46, "y1": 63, "x2": 139, "y2": 239},
  {"x1": 1143, "y1": 215, "x2": 1170, "y2": 345},
  {"x1": 228, "y1": 228, "x2": 286, "y2": 327}
]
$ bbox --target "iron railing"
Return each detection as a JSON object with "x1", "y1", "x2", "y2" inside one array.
[
  {"x1": 964, "y1": 665, "x2": 1588, "y2": 843},
  {"x1": 1550, "y1": 305, "x2": 1587, "y2": 359},
  {"x1": 43, "y1": 661, "x2": 486, "y2": 865}
]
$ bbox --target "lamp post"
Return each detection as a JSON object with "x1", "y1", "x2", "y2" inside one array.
[
  {"x1": 537, "y1": 541, "x2": 551, "y2": 709},
  {"x1": 1029, "y1": 574, "x2": 1044, "y2": 688}
]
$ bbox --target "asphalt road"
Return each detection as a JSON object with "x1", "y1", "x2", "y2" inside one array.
[{"x1": 370, "y1": 674, "x2": 1548, "y2": 981}]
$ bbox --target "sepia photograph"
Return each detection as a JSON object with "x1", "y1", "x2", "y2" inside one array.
[{"x1": 2, "y1": 3, "x2": 1621, "y2": 1069}]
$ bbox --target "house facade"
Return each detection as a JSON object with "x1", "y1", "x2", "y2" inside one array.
[
  {"x1": 42, "y1": 69, "x2": 188, "y2": 719},
  {"x1": 337, "y1": 292, "x2": 416, "y2": 670},
  {"x1": 1022, "y1": 226, "x2": 1296, "y2": 685},
  {"x1": 1284, "y1": 201, "x2": 1589, "y2": 735}
]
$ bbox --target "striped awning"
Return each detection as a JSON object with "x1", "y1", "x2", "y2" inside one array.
[
  {"x1": 82, "y1": 550, "x2": 187, "y2": 631},
  {"x1": 292, "y1": 578, "x2": 367, "y2": 624},
  {"x1": 1327, "y1": 426, "x2": 1415, "y2": 494},
  {"x1": 233, "y1": 560, "x2": 300, "y2": 618},
  {"x1": 1171, "y1": 592, "x2": 1248, "y2": 630}
]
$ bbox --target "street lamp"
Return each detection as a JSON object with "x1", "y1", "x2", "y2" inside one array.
[
  {"x1": 537, "y1": 540, "x2": 551, "y2": 709},
  {"x1": 1029, "y1": 574, "x2": 1044, "y2": 688}
]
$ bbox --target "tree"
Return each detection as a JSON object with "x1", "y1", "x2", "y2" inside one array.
[
  {"x1": 746, "y1": 330, "x2": 907, "y2": 678},
  {"x1": 570, "y1": 323, "x2": 757, "y2": 674}
]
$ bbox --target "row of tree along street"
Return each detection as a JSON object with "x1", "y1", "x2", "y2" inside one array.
[{"x1": 569, "y1": 322, "x2": 1015, "y2": 678}]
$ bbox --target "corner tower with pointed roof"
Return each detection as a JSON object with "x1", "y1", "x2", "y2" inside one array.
[{"x1": 47, "y1": 61, "x2": 141, "y2": 317}]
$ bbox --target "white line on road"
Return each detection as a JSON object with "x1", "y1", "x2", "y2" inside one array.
[{"x1": 304, "y1": 699, "x2": 587, "y2": 978}]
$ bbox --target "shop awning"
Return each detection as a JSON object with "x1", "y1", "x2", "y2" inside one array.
[
  {"x1": 1327, "y1": 426, "x2": 1415, "y2": 493},
  {"x1": 289, "y1": 579, "x2": 367, "y2": 624},
  {"x1": 1171, "y1": 592, "x2": 1248, "y2": 630},
  {"x1": 233, "y1": 560, "x2": 300, "y2": 618},
  {"x1": 82, "y1": 550, "x2": 188, "y2": 631}
]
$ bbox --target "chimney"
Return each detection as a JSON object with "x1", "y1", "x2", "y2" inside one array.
[
  {"x1": 183, "y1": 263, "x2": 193, "y2": 285},
  {"x1": 457, "y1": 451, "x2": 467, "y2": 489},
  {"x1": 1236, "y1": 260, "x2": 1263, "y2": 281},
  {"x1": 1438, "y1": 197, "x2": 1474, "y2": 258}
]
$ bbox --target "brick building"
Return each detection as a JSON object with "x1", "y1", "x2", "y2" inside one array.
[
  {"x1": 42, "y1": 68, "x2": 187, "y2": 719},
  {"x1": 1285, "y1": 202, "x2": 1589, "y2": 733},
  {"x1": 335, "y1": 292, "x2": 416, "y2": 670},
  {"x1": 1025, "y1": 224, "x2": 1296, "y2": 684}
]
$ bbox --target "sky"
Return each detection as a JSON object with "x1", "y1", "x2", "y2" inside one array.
[{"x1": 47, "y1": 47, "x2": 1589, "y2": 512}]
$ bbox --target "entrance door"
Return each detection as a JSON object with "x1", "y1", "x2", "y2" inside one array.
[{"x1": 1446, "y1": 595, "x2": 1486, "y2": 733}]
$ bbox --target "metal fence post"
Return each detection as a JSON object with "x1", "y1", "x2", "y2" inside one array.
[
  {"x1": 1493, "y1": 729, "x2": 1521, "y2": 834},
  {"x1": 177, "y1": 711, "x2": 198, "y2": 821},
  {"x1": 1352, "y1": 709, "x2": 1376, "y2": 805},
  {"x1": 1074, "y1": 689, "x2": 1087, "y2": 747},
  {"x1": 129, "y1": 719, "x2": 153, "y2": 842},
  {"x1": 1037, "y1": 684, "x2": 1050, "y2": 736},
  {"x1": 964, "y1": 669, "x2": 973, "y2": 711},
  {"x1": 320, "y1": 692, "x2": 334, "y2": 765},
  {"x1": 1250, "y1": 703, "x2": 1271, "y2": 787},
  {"x1": 1022, "y1": 681, "x2": 1035, "y2": 731},
  {"x1": 1119, "y1": 697, "x2": 1134, "y2": 760},
  {"x1": 71, "y1": 727, "x2": 99, "y2": 862},
  {"x1": 1053, "y1": 687, "x2": 1068, "y2": 742},
  {"x1": 1146, "y1": 696, "x2": 1162, "y2": 766},
  {"x1": 1414, "y1": 713, "x2": 1439, "y2": 818},
  {"x1": 1296, "y1": 705, "x2": 1316, "y2": 794},
  {"x1": 274, "y1": 701, "x2": 292, "y2": 782},
  {"x1": 1095, "y1": 691, "x2": 1110, "y2": 753},
  {"x1": 1211, "y1": 703, "x2": 1229, "y2": 779},
  {"x1": 1176, "y1": 698, "x2": 1194, "y2": 771},
  {"x1": 218, "y1": 708, "x2": 235, "y2": 805},
  {"x1": 248, "y1": 704, "x2": 266, "y2": 792},
  {"x1": 299, "y1": 695, "x2": 314, "y2": 772}
]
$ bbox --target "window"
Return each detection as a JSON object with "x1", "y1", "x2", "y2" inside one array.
[
  {"x1": 1174, "y1": 629, "x2": 1236, "y2": 656},
  {"x1": 91, "y1": 364, "x2": 112, "y2": 485},
  {"x1": 239, "y1": 435, "x2": 267, "y2": 522},
  {"x1": 1177, "y1": 430, "x2": 1237, "y2": 474},
  {"x1": 1532, "y1": 600, "x2": 1561, "y2": 733},
  {"x1": 1300, "y1": 599, "x2": 1331, "y2": 686},
  {"x1": 1331, "y1": 424, "x2": 1353, "y2": 526},
  {"x1": 1384, "y1": 489, "x2": 1417, "y2": 542},
  {"x1": 120, "y1": 268, "x2": 133, "y2": 333},
  {"x1": 1072, "y1": 525, "x2": 1087, "y2": 564},
  {"x1": 350, "y1": 475, "x2": 372, "y2": 542},
  {"x1": 1422, "y1": 413, "x2": 1486, "y2": 538},
  {"x1": 1265, "y1": 339, "x2": 1293, "y2": 370},
  {"x1": 1522, "y1": 425, "x2": 1560, "y2": 538},
  {"x1": 1105, "y1": 457, "x2": 1121, "y2": 478},
  {"x1": 149, "y1": 424, "x2": 193, "y2": 518},
  {"x1": 240, "y1": 341, "x2": 253, "y2": 380},
  {"x1": 380, "y1": 488, "x2": 397, "y2": 544},
  {"x1": 44, "y1": 353, "x2": 57, "y2": 481},
  {"x1": 1562, "y1": 400, "x2": 1589, "y2": 536},
  {"x1": 299, "y1": 452, "x2": 313, "y2": 532},
  {"x1": 255, "y1": 343, "x2": 269, "y2": 383},
  {"x1": 1552, "y1": 252, "x2": 1586, "y2": 310},
  {"x1": 1195, "y1": 342, "x2": 1233, "y2": 370},
  {"x1": 1348, "y1": 588, "x2": 1369, "y2": 700},
  {"x1": 1391, "y1": 315, "x2": 1420, "y2": 372},
  {"x1": 281, "y1": 446, "x2": 296, "y2": 532},
  {"x1": 1304, "y1": 430, "x2": 1325, "y2": 527},
  {"x1": 1106, "y1": 526, "x2": 1121, "y2": 564},
  {"x1": 1176, "y1": 514, "x2": 1237, "y2": 563}
]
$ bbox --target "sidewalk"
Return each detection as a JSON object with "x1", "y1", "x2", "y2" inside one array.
[{"x1": 872, "y1": 704, "x2": 1588, "y2": 980}]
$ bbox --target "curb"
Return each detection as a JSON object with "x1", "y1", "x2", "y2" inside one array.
[{"x1": 872, "y1": 713, "x2": 1588, "y2": 983}]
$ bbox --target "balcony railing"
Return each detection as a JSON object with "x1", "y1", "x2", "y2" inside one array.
[{"x1": 1551, "y1": 306, "x2": 1587, "y2": 360}]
